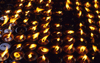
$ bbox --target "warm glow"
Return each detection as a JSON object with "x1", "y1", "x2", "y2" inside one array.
[
  {"x1": 66, "y1": 2, "x2": 71, "y2": 10},
  {"x1": 92, "y1": 57, "x2": 94, "y2": 60},
  {"x1": 31, "y1": 26, "x2": 37, "y2": 31},
  {"x1": 67, "y1": 0, "x2": 71, "y2": 4},
  {"x1": 8, "y1": 25, "x2": 11, "y2": 30},
  {"x1": 94, "y1": 3, "x2": 98, "y2": 9},
  {"x1": 29, "y1": 44, "x2": 37, "y2": 49},
  {"x1": 46, "y1": 3, "x2": 49, "y2": 6},
  {"x1": 80, "y1": 28, "x2": 83, "y2": 35},
  {"x1": 43, "y1": 22, "x2": 49, "y2": 28},
  {"x1": 20, "y1": 35, "x2": 24, "y2": 40},
  {"x1": 14, "y1": 14, "x2": 19, "y2": 18},
  {"x1": 14, "y1": 52, "x2": 20, "y2": 58},
  {"x1": 68, "y1": 44, "x2": 73, "y2": 50},
  {"x1": 35, "y1": 7, "x2": 44, "y2": 13},
  {"x1": 56, "y1": 24, "x2": 60, "y2": 27},
  {"x1": 5, "y1": 10, "x2": 10, "y2": 13},
  {"x1": 21, "y1": 0, "x2": 23, "y2": 2},
  {"x1": 57, "y1": 32, "x2": 61, "y2": 34},
  {"x1": 68, "y1": 38, "x2": 73, "y2": 42},
  {"x1": 88, "y1": 18, "x2": 93, "y2": 24},
  {"x1": 85, "y1": 2, "x2": 91, "y2": 7},
  {"x1": 12, "y1": 61, "x2": 17, "y2": 63},
  {"x1": 7, "y1": 32, "x2": 11, "y2": 38},
  {"x1": 23, "y1": 19, "x2": 28, "y2": 23},
  {"x1": 28, "y1": 52, "x2": 32, "y2": 58},
  {"x1": 98, "y1": 15, "x2": 100, "y2": 18},
  {"x1": 32, "y1": 32, "x2": 39, "y2": 39},
  {"x1": 10, "y1": 18, "x2": 17, "y2": 23},
  {"x1": 68, "y1": 30, "x2": 74, "y2": 34},
  {"x1": 41, "y1": 35, "x2": 48, "y2": 42},
  {"x1": 82, "y1": 55, "x2": 87, "y2": 61},
  {"x1": 47, "y1": 9, "x2": 51, "y2": 13},
  {"x1": 46, "y1": 16, "x2": 51, "y2": 21},
  {"x1": 78, "y1": 11, "x2": 82, "y2": 17},
  {"x1": 89, "y1": 26, "x2": 95, "y2": 30},
  {"x1": 76, "y1": 1, "x2": 80, "y2": 5},
  {"x1": 42, "y1": 55, "x2": 46, "y2": 61},
  {"x1": 40, "y1": 0, "x2": 43, "y2": 3},
  {"x1": 87, "y1": 14, "x2": 94, "y2": 18},
  {"x1": 32, "y1": 21, "x2": 38, "y2": 25},
  {"x1": 19, "y1": 3, "x2": 23, "y2": 7},
  {"x1": 68, "y1": 55, "x2": 73, "y2": 60},
  {"x1": 96, "y1": 10, "x2": 99, "y2": 14},
  {"x1": 76, "y1": 6, "x2": 80, "y2": 11},
  {"x1": 48, "y1": 0, "x2": 51, "y2": 3},
  {"x1": 43, "y1": 28, "x2": 49, "y2": 33},
  {"x1": 1, "y1": 46, "x2": 8, "y2": 57},
  {"x1": 54, "y1": 45, "x2": 59, "y2": 51},
  {"x1": 91, "y1": 33, "x2": 94, "y2": 37},
  {"x1": 92, "y1": 45, "x2": 98, "y2": 52},
  {"x1": 16, "y1": 9, "x2": 22, "y2": 14},
  {"x1": 79, "y1": 23, "x2": 83, "y2": 27},
  {"x1": 85, "y1": 7, "x2": 90, "y2": 12},
  {"x1": 16, "y1": 44, "x2": 22, "y2": 49},
  {"x1": 26, "y1": 2, "x2": 31, "y2": 7},
  {"x1": 25, "y1": 11, "x2": 30, "y2": 16},
  {"x1": 80, "y1": 46, "x2": 86, "y2": 52},
  {"x1": 57, "y1": 38, "x2": 60, "y2": 41},
  {"x1": 56, "y1": 11, "x2": 62, "y2": 14},
  {"x1": 2, "y1": 15, "x2": 9, "y2": 26},
  {"x1": 80, "y1": 38, "x2": 84, "y2": 42},
  {"x1": 41, "y1": 48, "x2": 49, "y2": 52},
  {"x1": 94, "y1": 0, "x2": 98, "y2": 3}
]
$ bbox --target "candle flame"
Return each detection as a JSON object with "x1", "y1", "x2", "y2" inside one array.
[
  {"x1": 46, "y1": 16, "x2": 51, "y2": 21},
  {"x1": 42, "y1": 55, "x2": 46, "y2": 61},
  {"x1": 46, "y1": 3, "x2": 49, "y2": 6},
  {"x1": 28, "y1": 52, "x2": 32, "y2": 58},
  {"x1": 96, "y1": 10, "x2": 100, "y2": 14},
  {"x1": 10, "y1": 18, "x2": 17, "y2": 23},
  {"x1": 85, "y1": 2, "x2": 91, "y2": 7},
  {"x1": 87, "y1": 14, "x2": 94, "y2": 18},
  {"x1": 16, "y1": 9, "x2": 22, "y2": 14},
  {"x1": 57, "y1": 38, "x2": 60, "y2": 41},
  {"x1": 88, "y1": 18, "x2": 93, "y2": 24},
  {"x1": 79, "y1": 28, "x2": 83, "y2": 35},
  {"x1": 47, "y1": 9, "x2": 51, "y2": 13},
  {"x1": 76, "y1": 6, "x2": 80, "y2": 11},
  {"x1": 66, "y1": 2, "x2": 71, "y2": 10},
  {"x1": 41, "y1": 48, "x2": 49, "y2": 52},
  {"x1": 32, "y1": 21, "x2": 38, "y2": 25},
  {"x1": 85, "y1": 7, "x2": 90, "y2": 12},
  {"x1": 23, "y1": 18, "x2": 28, "y2": 23},
  {"x1": 14, "y1": 52, "x2": 20, "y2": 58},
  {"x1": 56, "y1": 24, "x2": 60, "y2": 27},
  {"x1": 7, "y1": 32, "x2": 11, "y2": 38},
  {"x1": 31, "y1": 26, "x2": 37, "y2": 31},
  {"x1": 32, "y1": 32, "x2": 39, "y2": 39},
  {"x1": 67, "y1": 0, "x2": 71, "y2": 4},
  {"x1": 14, "y1": 14, "x2": 19, "y2": 18},
  {"x1": 29, "y1": 44, "x2": 37, "y2": 49},
  {"x1": 80, "y1": 38, "x2": 84, "y2": 42},
  {"x1": 94, "y1": 3, "x2": 98, "y2": 9},
  {"x1": 19, "y1": 3, "x2": 23, "y2": 7},
  {"x1": 36, "y1": 7, "x2": 44, "y2": 13},
  {"x1": 94, "y1": 0, "x2": 98, "y2": 3},
  {"x1": 89, "y1": 26, "x2": 95, "y2": 30},
  {"x1": 40, "y1": 0, "x2": 43, "y2": 3},
  {"x1": 57, "y1": 32, "x2": 61, "y2": 34},
  {"x1": 68, "y1": 55, "x2": 73, "y2": 60},
  {"x1": 1, "y1": 15, "x2": 9, "y2": 26},
  {"x1": 56, "y1": 11, "x2": 62, "y2": 14},
  {"x1": 78, "y1": 11, "x2": 82, "y2": 17},
  {"x1": 54, "y1": 45, "x2": 59, "y2": 51},
  {"x1": 41, "y1": 35, "x2": 48, "y2": 42},
  {"x1": 20, "y1": 35, "x2": 24, "y2": 40},
  {"x1": 5, "y1": 10, "x2": 10, "y2": 13},
  {"x1": 43, "y1": 22, "x2": 49, "y2": 28},
  {"x1": 1, "y1": 46, "x2": 8, "y2": 57},
  {"x1": 68, "y1": 38, "x2": 73, "y2": 42},
  {"x1": 76, "y1": 1, "x2": 80, "y2": 5},
  {"x1": 67, "y1": 30, "x2": 74, "y2": 34},
  {"x1": 92, "y1": 45, "x2": 98, "y2": 52},
  {"x1": 82, "y1": 55, "x2": 87, "y2": 61},
  {"x1": 16, "y1": 44, "x2": 22, "y2": 49},
  {"x1": 91, "y1": 33, "x2": 94, "y2": 37},
  {"x1": 68, "y1": 44, "x2": 73, "y2": 50},
  {"x1": 12, "y1": 61, "x2": 17, "y2": 63},
  {"x1": 8, "y1": 25, "x2": 11, "y2": 30},
  {"x1": 79, "y1": 23, "x2": 83, "y2": 27},
  {"x1": 80, "y1": 46, "x2": 86, "y2": 52},
  {"x1": 43, "y1": 28, "x2": 49, "y2": 33}
]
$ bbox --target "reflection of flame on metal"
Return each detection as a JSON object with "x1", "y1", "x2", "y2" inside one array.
[
  {"x1": 68, "y1": 55, "x2": 73, "y2": 60},
  {"x1": 16, "y1": 44, "x2": 22, "y2": 49},
  {"x1": 42, "y1": 55, "x2": 46, "y2": 61},
  {"x1": 41, "y1": 35, "x2": 48, "y2": 42},
  {"x1": 82, "y1": 55, "x2": 87, "y2": 61},
  {"x1": 92, "y1": 45, "x2": 98, "y2": 52},
  {"x1": 32, "y1": 32, "x2": 39, "y2": 39},
  {"x1": 41, "y1": 48, "x2": 49, "y2": 52},
  {"x1": 1, "y1": 46, "x2": 8, "y2": 57},
  {"x1": 14, "y1": 52, "x2": 20, "y2": 58},
  {"x1": 28, "y1": 52, "x2": 32, "y2": 59},
  {"x1": 68, "y1": 44, "x2": 73, "y2": 50},
  {"x1": 80, "y1": 46, "x2": 86, "y2": 52},
  {"x1": 29, "y1": 44, "x2": 37, "y2": 49}
]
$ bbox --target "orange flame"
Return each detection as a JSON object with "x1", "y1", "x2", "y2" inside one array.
[
  {"x1": 41, "y1": 48, "x2": 49, "y2": 52},
  {"x1": 79, "y1": 23, "x2": 83, "y2": 27},
  {"x1": 87, "y1": 14, "x2": 94, "y2": 18},
  {"x1": 19, "y1": 3, "x2": 23, "y2": 7},
  {"x1": 76, "y1": 6, "x2": 80, "y2": 11},
  {"x1": 43, "y1": 22, "x2": 49, "y2": 28},
  {"x1": 35, "y1": 7, "x2": 44, "y2": 13},
  {"x1": 47, "y1": 9, "x2": 51, "y2": 13},
  {"x1": 31, "y1": 26, "x2": 37, "y2": 31},
  {"x1": 68, "y1": 55, "x2": 73, "y2": 60},
  {"x1": 43, "y1": 28, "x2": 49, "y2": 33},
  {"x1": 85, "y1": 7, "x2": 90, "y2": 12},
  {"x1": 80, "y1": 46, "x2": 86, "y2": 52},
  {"x1": 14, "y1": 52, "x2": 20, "y2": 58},
  {"x1": 88, "y1": 18, "x2": 93, "y2": 24},
  {"x1": 29, "y1": 44, "x2": 37, "y2": 49},
  {"x1": 57, "y1": 38, "x2": 60, "y2": 41},
  {"x1": 82, "y1": 55, "x2": 87, "y2": 61},
  {"x1": 16, "y1": 44, "x2": 22, "y2": 49},
  {"x1": 42, "y1": 55, "x2": 46, "y2": 61},
  {"x1": 94, "y1": 3, "x2": 98, "y2": 9},
  {"x1": 89, "y1": 26, "x2": 95, "y2": 30},
  {"x1": 1, "y1": 46, "x2": 8, "y2": 57},
  {"x1": 76, "y1": 1, "x2": 81, "y2": 5},
  {"x1": 68, "y1": 30, "x2": 74, "y2": 34},
  {"x1": 5, "y1": 10, "x2": 10, "y2": 14},
  {"x1": 41, "y1": 35, "x2": 48, "y2": 42},
  {"x1": 28, "y1": 52, "x2": 32, "y2": 58},
  {"x1": 85, "y1": 2, "x2": 91, "y2": 7},
  {"x1": 68, "y1": 44, "x2": 73, "y2": 50},
  {"x1": 68, "y1": 38, "x2": 73, "y2": 42},
  {"x1": 32, "y1": 21, "x2": 38, "y2": 25},
  {"x1": 10, "y1": 18, "x2": 17, "y2": 23},
  {"x1": 46, "y1": 16, "x2": 51, "y2": 21},
  {"x1": 16, "y1": 9, "x2": 22, "y2": 14},
  {"x1": 20, "y1": 35, "x2": 24, "y2": 40},
  {"x1": 56, "y1": 24, "x2": 60, "y2": 27},
  {"x1": 32, "y1": 32, "x2": 39, "y2": 39},
  {"x1": 66, "y1": 2, "x2": 71, "y2": 10},
  {"x1": 78, "y1": 11, "x2": 82, "y2": 17},
  {"x1": 1, "y1": 15, "x2": 9, "y2": 26},
  {"x1": 23, "y1": 18, "x2": 28, "y2": 23},
  {"x1": 80, "y1": 38, "x2": 84, "y2": 42},
  {"x1": 56, "y1": 11, "x2": 62, "y2": 14},
  {"x1": 53, "y1": 45, "x2": 59, "y2": 51},
  {"x1": 92, "y1": 45, "x2": 98, "y2": 52},
  {"x1": 91, "y1": 33, "x2": 94, "y2": 37},
  {"x1": 7, "y1": 32, "x2": 11, "y2": 38},
  {"x1": 40, "y1": 0, "x2": 43, "y2": 3},
  {"x1": 57, "y1": 32, "x2": 61, "y2": 34}
]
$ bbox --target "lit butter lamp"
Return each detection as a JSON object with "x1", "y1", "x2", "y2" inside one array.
[
  {"x1": 77, "y1": 54, "x2": 90, "y2": 63},
  {"x1": 24, "y1": 42, "x2": 37, "y2": 50},
  {"x1": 5, "y1": 10, "x2": 11, "y2": 14},
  {"x1": 51, "y1": 37, "x2": 63, "y2": 45},
  {"x1": 12, "y1": 43, "x2": 23, "y2": 50},
  {"x1": 63, "y1": 55, "x2": 76, "y2": 63},
  {"x1": 50, "y1": 45, "x2": 62, "y2": 54},
  {"x1": 51, "y1": 31, "x2": 62, "y2": 37},
  {"x1": 10, "y1": 50, "x2": 24, "y2": 60},
  {"x1": 27, "y1": 32, "x2": 39, "y2": 41},
  {"x1": 34, "y1": 7, "x2": 44, "y2": 15},
  {"x1": 38, "y1": 35, "x2": 49, "y2": 45},
  {"x1": 63, "y1": 35, "x2": 75, "y2": 44},
  {"x1": 37, "y1": 47, "x2": 49, "y2": 55},
  {"x1": 2, "y1": 32, "x2": 14, "y2": 42},
  {"x1": 63, "y1": 44, "x2": 75, "y2": 54},
  {"x1": 24, "y1": 51, "x2": 38, "y2": 61},
  {"x1": 22, "y1": 18, "x2": 29, "y2": 26},
  {"x1": 14, "y1": 34, "x2": 26, "y2": 42},
  {"x1": 76, "y1": 46, "x2": 88, "y2": 54},
  {"x1": 14, "y1": 9, "x2": 22, "y2": 14},
  {"x1": 37, "y1": 55, "x2": 49, "y2": 63},
  {"x1": 64, "y1": 30, "x2": 74, "y2": 35},
  {"x1": 0, "y1": 46, "x2": 9, "y2": 61},
  {"x1": 40, "y1": 28, "x2": 50, "y2": 36}
]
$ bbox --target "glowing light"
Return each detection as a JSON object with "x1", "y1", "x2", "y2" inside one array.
[
  {"x1": 42, "y1": 55, "x2": 46, "y2": 61},
  {"x1": 68, "y1": 55, "x2": 73, "y2": 60},
  {"x1": 2, "y1": 15, "x2": 9, "y2": 26},
  {"x1": 41, "y1": 48, "x2": 49, "y2": 52},
  {"x1": 1, "y1": 46, "x2": 8, "y2": 57},
  {"x1": 28, "y1": 52, "x2": 32, "y2": 58},
  {"x1": 41, "y1": 35, "x2": 48, "y2": 42},
  {"x1": 92, "y1": 45, "x2": 98, "y2": 52},
  {"x1": 32, "y1": 32, "x2": 39, "y2": 39},
  {"x1": 82, "y1": 55, "x2": 87, "y2": 61},
  {"x1": 80, "y1": 46, "x2": 86, "y2": 52},
  {"x1": 14, "y1": 52, "x2": 20, "y2": 58},
  {"x1": 35, "y1": 7, "x2": 44, "y2": 13},
  {"x1": 68, "y1": 44, "x2": 73, "y2": 50},
  {"x1": 29, "y1": 44, "x2": 37, "y2": 49},
  {"x1": 43, "y1": 28, "x2": 49, "y2": 33},
  {"x1": 20, "y1": 35, "x2": 24, "y2": 40},
  {"x1": 16, "y1": 44, "x2": 22, "y2": 49}
]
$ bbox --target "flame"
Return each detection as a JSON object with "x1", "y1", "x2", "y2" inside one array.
[
  {"x1": 54, "y1": 45, "x2": 59, "y2": 51},
  {"x1": 43, "y1": 22, "x2": 49, "y2": 28},
  {"x1": 80, "y1": 38, "x2": 84, "y2": 42},
  {"x1": 68, "y1": 55, "x2": 73, "y2": 60},
  {"x1": 96, "y1": 10, "x2": 99, "y2": 14},
  {"x1": 56, "y1": 24, "x2": 60, "y2": 27},
  {"x1": 79, "y1": 28, "x2": 83, "y2": 35},
  {"x1": 94, "y1": 0, "x2": 98, "y2": 3},
  {"x1": 57, "y1": 32, "x2": 61, "y2": 34},
  {"x1": 46, "y1": 3, "x2": 49, "y2": 6},
  {"x1": 14, "y1": 52, "x2": 20, "y2": 58},
  {"x1": 36, "y1": 7, "x2": 44, "y2": 13},
  {"x1": 26, "y1": 2, "x2": 31, "y2": 7},
  {"x1": 78, "y1": 11, "x2": 82, "y2": 17},
  {"x1": 89, "y1": 26, "x2": 95, "y2": 30},
  {"x1": 87, "y1": 14, "x2": 94, "y2": 18},
  {"x1": 66, "y1": 2, "x2": 71, "y2": 10},
  {"x1": 47, "y1": 9, "x2": 51, "y2": 13},
  {"x1": 82, "y1": 55, "x2": 87, "y2": 61},
  {"x1": 16, "y1": 9, "x2": 22, "y2": 14},
  {"x1": 98, "y1": 15, "x2": 100, "y2": 18},
  {"x1": 32, "y1": 32, "x2": 39, "y2": 39},
  {"x1": 40, "y1": 0, "x2": 43, "y2": 3},
  {"x1": 12, "y1": 61, "x2": 17, "y2": 63},
  {"x1": 68, "y1": 38, "x2": 73, "y2": 42},
  {"x1": 1, "y1": 46, "x2": 8, "y2": 57},
  {"x1": 67, "y1": 0, "x2": 71, "y2": 4},
  {"x1": 92, "y1": 57, "x2": 94, "y2": 60},
  {"x1": 46, "y1": 16, "x2": 51, "y2": 21},
  {"x1": 56, "y1": 11, "x2": 62, "y2": 14},
  {"x1": 14, "y1": 14, "x2": 19, "y2": 18},
  {"x1": 23, "y1": 18, "x2": 28, "y2": 23},
  {"x1": 85, "y1": 7, "x2": 90, "y2": 12},
  {"x1": 16, "y1": 44, "x2": 22, "y2": 49},
  {"x1": 92, "y1": 45, "x2": 98, "y2": 52},
  {"x1": 85, "y1": 2, "x2": 91, "y2": 7},
  {"x1": 1, "y1": 15, "x2": 9, "y2": 26},
  {"x1": 68, "y1": 44, "x2": 73, "y2": 50},
  {"x1": 20, "y1": 35, "x2": 24, "y2": 40},
  {"x1": 42, "y1": 55, "x2": 46, "y2": 61},
  {"x1": 19, "y1": 3, "x2": 23, "y2": 7},
  {"x1": 8, "y1": 25, "x2": 11, "y2": 30},
  {"x1": 91, "y1": 33, "x2": 94, "y2": 37},
  {"x1": 25, "y1": 11, "x2": 30, "y2": 16},
  {"x1": 94, "y1": 3, "x2": 98, "y2": 9},
  {"x1": 76, "y1": 2, "x2": 80, "y2": 5},
  {"x1": 29, "y1": 44, "x2": 37, "y2": 49},
  {"x1": 5, "y1": 10, "x2": 10, "y2": 13},
  {"x1": 41, "y1": 35, "x2": 48, "y2": 42},
  {"x1": 80, "y1": 46, "x2": 86, "y2": 52},
  {"x1": 41, "y1": 48, "x2": 49, "y2": 52},
  {"x1": 76, "y1": 6, "x2": 80, "y2": 11},
  {"x1": 7, "y1": 32, "x2": 11, "y2": 38},
  {"x1": 21, "y1": 0, "x2": 23, "y2": 2},
  {"x1": 48, "y1": 0, "x2": 51, "y2": 3},
  {"x1": 79, "y1": 23, "x2": 83, "y2": 27},
  {"x1": 31, "y1": 26, "x2": 37, "y2": 30},
  {"x1": 43, "y1": 28, "x2": 49, "y2": 33},
  {"x1": 32, "y1": 21, "x2": 38, "y2": 25},
  {"x1": 57, "y1": 38, "x2": 60, "y2": 41},
  {"x1": 10, "y1": 18, "x2": 17, "y2": 23},
  {"x1": 28, "y1": 52, "x2": 32, "y2": 58},
  {"x1": 88, "y1": 18, "x2": 93, "y2": 24},
  {"x1": 68, "y1": 30, "x2": 74, "y2": 34}
]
